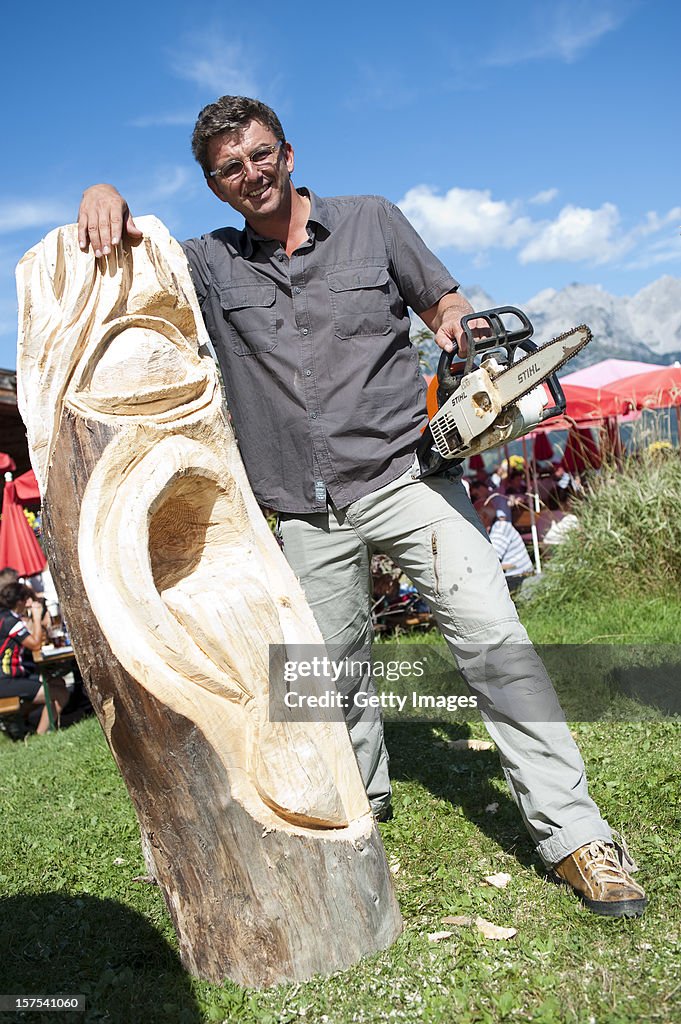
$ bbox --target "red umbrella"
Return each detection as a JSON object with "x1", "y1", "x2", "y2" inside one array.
[
  {"x1": 606, "y1": 366, "x2": 681, "y2": 410},
  {"x1": 0, "y1": 479, "x2": 47, "y2": 577},
  {"x1": 0, "y1": 452, "x2": 16, "y2": 474},
  {"x1": 14, "y1": 469, "x2": 41, "y2": 503},
  {"x1": 533, "y1": 432, "x2": 554, "y2": 461},
  {"x1": 564, "y1": 426, "x2": 601, "y2": 475},
  {"x1": 562, "y1": 383, "x2": 629, "y2": 421}
]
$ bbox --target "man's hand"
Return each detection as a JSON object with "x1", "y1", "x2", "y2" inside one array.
[
  {"x1": 419, "y1": 291, "x2": 491, "y2": 356},
  {"x1": 77, "y1": 184, "x2": 143, "y2": 257}
]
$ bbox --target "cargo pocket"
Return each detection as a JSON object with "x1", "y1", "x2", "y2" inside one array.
[
  {"x1": 220, "y1": 282, "x2": 278, "y2": 356},
  {"x1": 327, "y1": 266, "x2": 391, "y2": 339}
]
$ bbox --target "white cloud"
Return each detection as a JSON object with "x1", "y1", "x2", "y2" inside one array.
[
  {"x1": 398, "y1": 185, "x2": 534, "y2": 252},
  {"x1": 398, "y1": 182, "x2": 680, "y2": 273},
  {"x1": 529, "y1": 188, "x2": 559, "y2": 206},
  {"x1": 633, "y1": 207, "x2": 681, "y2": 238},
  {"x1": 519, "y1": 202, "x2": 628, "y2": 263},
  {"x1": 169, "y1": 32, "x2": 258, "y2": 95},
  {"x1": 487, "y1": 1, "x2": 630, "y2": 66},
  {"x1": 0, "y1": 200, "x2": 71, "y2": 235},
  {"x1": 624, "y1": 232, "x2": 681, "y2": 271}
]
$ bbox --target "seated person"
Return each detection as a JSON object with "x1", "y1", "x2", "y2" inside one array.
[
  {"x1": 501, "y1": 466, "x2": 527, "y2": 498},
  {"x1": 475, "y1": 503, "x2": 534, "y2": 592},
  {"x1": 552, "y1": 460, "x2": 578, "y2": 508},
  {"x1": 468, "y1": 480, "x2": 512, "y2": 521},
  {"x1": 0, "y1": 582, "x2": 69, "y2": 734}
]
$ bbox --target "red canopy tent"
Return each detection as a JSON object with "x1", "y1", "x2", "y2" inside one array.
[
  {"x1": 0, "y1": 478, "x2": 47, "y2": 577},
  {"x1": 531, "y1": 364, "x2": 681, "y2": 469}
]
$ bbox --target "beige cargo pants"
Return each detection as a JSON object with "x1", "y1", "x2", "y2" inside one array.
[{"x1": 279, "y1": 465, "x2": 612, "y2": 867}]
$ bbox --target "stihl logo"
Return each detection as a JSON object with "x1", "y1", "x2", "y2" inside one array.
[{"x1": 517, "y1": 362, "x2": 540, "y2": 385}]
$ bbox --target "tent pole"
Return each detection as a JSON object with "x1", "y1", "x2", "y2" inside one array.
[{"x1": 521, "y1": 436, "x2": 542, "y2": 574}]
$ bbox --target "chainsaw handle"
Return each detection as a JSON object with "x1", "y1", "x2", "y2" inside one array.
[
  {"x1": 437, "y1": 306, "x2": 535, "y2": 389},
  {"x1": 460, "y1": 306, "x2": 534, "y2": 376}
]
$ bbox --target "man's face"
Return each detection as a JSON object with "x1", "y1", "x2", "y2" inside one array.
[{"x1": 206, "y1": 120, "x2": 294, "y2": 221}]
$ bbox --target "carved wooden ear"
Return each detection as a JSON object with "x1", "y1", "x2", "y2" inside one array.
[{"x1": 79, "y1": 434, "x2": 350, "y2": 827}]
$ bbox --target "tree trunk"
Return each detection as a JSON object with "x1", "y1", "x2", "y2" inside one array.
[{"x1": 15, "y1": 218, "x2": 402, "y2": 986}]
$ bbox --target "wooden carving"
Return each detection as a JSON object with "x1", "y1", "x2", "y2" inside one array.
[{"x1": 15, "y1": 218, "x2": 402, "y2": 986}]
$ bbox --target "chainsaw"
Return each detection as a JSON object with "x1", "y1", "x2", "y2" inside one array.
[{"x1": 417, "y1": 306, "x2": 591, "y2": 476}]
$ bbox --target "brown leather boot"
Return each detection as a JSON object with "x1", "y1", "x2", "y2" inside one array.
[{"x1": 553, "y1": 840, "x2": 647, "y2": 917}]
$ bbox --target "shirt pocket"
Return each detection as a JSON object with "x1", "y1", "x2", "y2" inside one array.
[
  {"x1": 327, "y1": 266, "x2": 391, "y2": 339},
  {"x1": 220, "y1": 282, "x2": 278, "y2": 356}
]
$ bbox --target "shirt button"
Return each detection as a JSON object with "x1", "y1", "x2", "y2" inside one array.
[
  {"x1": 294, "y1": 286, "x2": 302, "y2": 294},
  {"x1": 302, "y1": 328, "x2": 309, "y2": 335},
  {"x1": 310, "y1": 411, "x2": 318, "y2": 419},
  {"x1": 277, "y1": 254, "x2": 285, "y2": 262},
  {"x1": 305, "y1": 369, "x2": 312, "y2": 377}
]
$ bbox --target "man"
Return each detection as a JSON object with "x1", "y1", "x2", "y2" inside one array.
[
  {"x1": 77, "y1": 95, "x2": 646, "y2": 917},
  {"x1": 475, "y1": 503, "x2": 533, "y2": 592}
]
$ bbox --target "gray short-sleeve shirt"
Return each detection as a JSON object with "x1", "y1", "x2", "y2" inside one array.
[{"x1": 182, "y1": 190, "x2": 458, "y2": 512}]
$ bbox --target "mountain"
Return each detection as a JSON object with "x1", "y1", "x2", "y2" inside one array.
[
  {"x1": 412, "y1": 275, "x2": 681, "y2": 373},
  {"x1": 523, "y1": 283, "x2": 657, "y2": 372},
  {"x1": 626, "y1": 276, "x2": 681, "y2": 359}
]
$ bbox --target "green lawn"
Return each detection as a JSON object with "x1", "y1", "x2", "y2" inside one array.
[{"x1": 1, "y1": 599, "x2": 679, "y2": 1023}]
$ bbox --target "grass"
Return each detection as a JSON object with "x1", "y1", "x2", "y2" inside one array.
[
  {"x1": 1, "y1": 662, "x2": 679, "y2": 1023},
  {"x1": 522, "y1": 446, "x2": 681, "y2": 610},
  {"x1": 2, "y1": 447, "x2": 680, "y2": 1023},
  {"x1": 520, "y1": 588, "x2": 681, "y2": 645}
]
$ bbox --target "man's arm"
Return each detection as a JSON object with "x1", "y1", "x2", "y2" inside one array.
[
  {"x1": 77, "y1": 184, "x2": 143, "y2": 257},
  {"x1": 419, "y1": 291, "x2": 490, "y2": 356},
  {"x1": 16, "y1": 601, "x2": 44, "y2": 653}
]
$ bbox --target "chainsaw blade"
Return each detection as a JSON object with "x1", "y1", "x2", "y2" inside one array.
[
  {"x1": 492, "y1": 324, "x2": 591, "y2": 409},
  {"x1": 424, "y1": 323, "x2": 592, "y2": 465}
]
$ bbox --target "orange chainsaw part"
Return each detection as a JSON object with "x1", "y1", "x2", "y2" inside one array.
[{"x1": 425, "y1": 375, "x2": 439, "y2": 420}]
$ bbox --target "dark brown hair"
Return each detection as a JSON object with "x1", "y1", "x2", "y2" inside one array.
[
  {"x1": 191, "y1": 95, "x2": 286, "y2": 176},
  {"x1": 0, "y1": 582, "x2": 34, "y2": 610}
]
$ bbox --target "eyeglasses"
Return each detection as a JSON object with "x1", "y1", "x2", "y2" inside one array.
[{"x1": 209, "y1": 141, "x2": 283, "y2": 183}]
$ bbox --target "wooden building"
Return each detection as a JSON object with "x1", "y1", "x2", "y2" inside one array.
[{"x1": 0, "y1": 368, "x2": 31, "y2": 497}]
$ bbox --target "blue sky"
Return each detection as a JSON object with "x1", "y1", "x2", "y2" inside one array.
[{"x1": 1, "y1": 0, "x2": 679, "y2": 368}]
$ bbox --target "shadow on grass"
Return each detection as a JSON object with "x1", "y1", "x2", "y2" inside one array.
[
  {"x1": 0, "y1": 893, "x2": 200, "y2": 1024},
  {"x1": 385, "y1": 720, "x2": 540, "y2": 871},
  {"x1": 609, "y1": 660, "x2": 681, "y2": 714}
]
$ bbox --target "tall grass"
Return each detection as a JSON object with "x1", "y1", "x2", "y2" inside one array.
[{"x1": 526, "y1": 444, "x2": 681, "y2": 607}]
